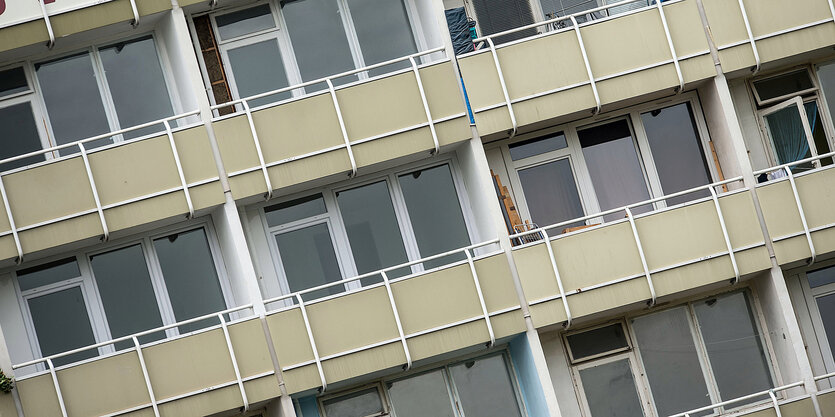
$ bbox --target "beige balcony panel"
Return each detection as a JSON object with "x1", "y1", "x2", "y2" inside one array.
[
  {"x1": 5, "y1": 158, "x2": 97, "y2": 227},
  {"x1": 456, "y1": 52, "x2": 505, "y2": 115},
  {"x1": 158, "y1": 385, "x2": 242, "y2": 417},
  {"x1": 267, "y1": 309, "x2": 316, "y2": 369},
  {"x1": 228, "y1": 318, "x2": 276, "y2": 377},
  {"x1": 16, "y1": 373, "x2": 62, "y2": 416},
  {"x1": 18, "y1": 214, "x2": 103, "y2": 255},
  {"x1": 0, "y1": 236, "x2": 16, "y2": 262},
  {"x1": 0, "y1": 389, "x2": 13, "y2": 415},
  {"x1": 322, "y1": 342, "x2": 406, "y2": 383},
  {"x1": 282, "y1": 365, "x2": 322, "y2": 395},
  {"x1": 701, "y1": 0, "x2": 750, "y2": 49},
  {"x1": 717, "y1": 45, "x2": 758, "y2": 74},
  {"x1": 733, "y1": 396, "x2": 816, "y2": 417},
  {"x1": 490, "y1": 310, "x2": 527, "y2": 337},
  {"x1": 419, "y1": 61, "x2": 470, "y2": 119},
  {"x1": 756, "y1": 23, "x2": 835, "y2": 65},
  {"x1": 121, "y1": 409, "x2": 156, "y2": 417},
  {"x1": 103, "y1": 190, "x2": 189, "y2": 231},
  {"x1": 0, "y1": 0, "x2": 171, "y2": 53},
  {"x1": 665, "y1": 0, "x2": 711, "y2": 56},
  {"x1": 744, "y1": 0, "x2": 831, "y2": 38},
  {"x1": 473, "y1": 253, "x2": 522, "y2": 312},
  {"x1": 820, "y1": 390, "x2": 835, "y2": 415},
  {"x1": 244, "y1": 375, "x2": 282, "y2": 404},
  {"x1": 352, "y1": 127, "x2": 435, "y2": 168},
  {"x1": 407, "y1": 319, "x2": 491, "y2": 361},
  {"x1": 337, "y1": 72, "x2": 428, "y2": 141},
  {"x1": 60, "y1": 351, "x2": 149, "y2": 416}
]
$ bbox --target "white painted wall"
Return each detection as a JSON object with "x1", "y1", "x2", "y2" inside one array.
[
  {"x1": 456, "y1": 141, "x2": 504, "y2": 253},
  {"x1": 728, "y1": 79, "x2": 771, "y2": 172},
  {"x1": 698, "y1": 80, "x2": 746, "y2": 186},
  {"x1": 541, "y1": 331, "x2": 583, "y2": 417},
  {"x1": 0, "y1": 272, "x2": 34, "y2": 376},
  {"x1": 156, "y1": 10, "x2": 202, "y2": 126}
]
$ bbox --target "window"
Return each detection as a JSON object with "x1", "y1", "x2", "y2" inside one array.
[
  {"x1": 319, "y1": 353, "x2": 524, "y2": 417},
  {"x1": 15, "y1": 223, "x2": 231, "y2": 371},
  {"x1": 792, "y1": 264, "x2": 835, "y2": 383},
  {"x1": 0, "y1": 66, "x2": 48, "y2": 171},
  {"x1": 498, "y1": 94, "x2": 715, "y2": 233},
  {"x1": 255, "y1": 162, "x2": 472, "y2": 302},
  {"x1": 566, "y1": 291, "x2": 775, "y2": 417},
  {"x1": 204, "y1": 0, "x2": 421, "y2": 108}
]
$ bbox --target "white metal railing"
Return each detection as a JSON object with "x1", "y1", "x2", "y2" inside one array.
[
  {"x1": 464, "y1": 0, "x2": 689, "y2": 127},
  {"x1": 754, "y1": 150, "x2": 835, "y2": 266},
  {"x1": 13, "y1": 304, "x2": 258, "y2": 417},
  {"x1": 511, "y1": 176, "x2": 746, "y2": 327},
  {"x1": 262, "y1": 239, "x2": 503, "y2": 392},
  {"x1": 209, "y1": 47, "x2": 456, "y2": 200},
  {"x1": 0, "y1": 111, "x2": 208, "y2": 265},
  {"x1": 668, "y1": 380, "x2": 806, "y2": 417}
]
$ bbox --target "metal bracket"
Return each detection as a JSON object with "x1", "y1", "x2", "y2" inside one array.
[
  {"x1": 625, "y1": 207, "x2": 656, "y2": 306},
  {"x1": 46, "y1": 358, "x2": 68, "y2": 417},
  {"x1": 0, "y1": 175, "x2": 23, "y2": 264},
  {"x1": 164, "y1": 120, "x2": 195, "y2": 218},
  {"x1": 78, "y1": 143, "x2": 109, "y2": 241},
  {"x1": 570, "y1": 15, "x2": 601, "y2": 114},
  {"x1": 128, "y1": 0, "x2": 140, "y2": 28},
  {"x1": 541, "y1": 229, "x2": 573, "y2": 329},
  {"x1": 709, "y1": 187, "x2": 740, "y2": 284},
  {"x1": 784, "y1": 166, "x2": 816, "y2": 265},
  {"x1": 242, "y1": 101, "x2": 274, "y2": 200},
  {"x1": 465, "y1": 249, "x2": 495, "y2": 346},
  {"x1": 134, "y1": 337, "x2": 161, "y2": 417},
  {"x1": 656, "y1": 0, "x2": 685, "y2": 93},
  {"x1": 485, "y1": 38, "x2": 518, "y2": 138},
  {"x1": 409, "y1": 57, "x2": 440, "y2": 155},
  {"x1": 326, "y1": 79, "x2": 358, "y2": 178},
  {"x1": 295, "y1": 293, "x2": 327, "y2": 392},
  {"x1": 381, "y1": 271, "x2": 412, "y2": 369},
  {"x1": 737, "y1": 0, "x2": 761, "y2": 73},
  {"x1": 38, "y1": 0, "x2": 56, "y2": 49}
]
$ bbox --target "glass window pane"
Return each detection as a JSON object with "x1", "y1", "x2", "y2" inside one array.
[
  {"x1": 694, "y1": 292, "x2": 773, "y2": 403},
  {"x1": 99, "y1": 37, "x2": 174, "y2": 140},
  {"x1": 566, "y1": 323, "x2": 628, "y2": 361},
  {"x1": 517, "y1": 159, "x2": 584, "y2": 228},
  {"x1": 153, "y1": 229, "x2": 226, "y2": 334},
  {"x1": 815, "y1": 293, "x2": 835, "y2": 363},
  {"x1": 763, "y1": 105, "x2": 813, "y2": 167},
  {"x1": 91, "y1": 244, "x2": 164, "y2": 348},
  {"x1": 807, "y1": 266, "x2": 835, "y2": 288},
  {"x1": 265, "y1": 194, "x2": 327, "y2": 227},
  {"x1": 753, "y1": 69, "x2": 815, "y2": 102},
  {"x1": 0, "y1": 67, "x2": 28, "y2": 98},
  {"x1": 337, "y1": 181, "x2": 409, "y2": 281},
  {"x1": 398, "y1": 165, "x2": 470, "y2": 269},
  {"x1": 28, "y1": 287, "x2": 97, "y2": 367},
  {"x1": 17, "y1": 258, "x2": 80, "y2": 291},
  {"x1": 632, "y1": 308, "x2": 711, "y2": 416},
  {"x1": 346, "y1": 0, "x2": 416, "y2": 76},
  {"x1": 282, "y1": 0, "x2": 356, "y2": 87},
  {"x1": 579, "y1": 119, "x2": 652, "y2": 221},
  {"x1": 37, "y1": 53, "x2": 112, "y2": 150},
  {"x1": 817, "y1": 62, "x2": 835, "y2": 146},
  {"x1": 509, "y1": 132, "x2": 568, "y2": 160},
  {"x1": 0, "y1": 102, "x2": 46, "y2": 171},
  {"x1": 805, "y1": 100, "x2": 832, "y2": 166},
  {"x1": 449, "y1": 355, "x2": 523, "y2": 417},
  {"x1": 388, "y1": 370, "x2": 455, "y2": 417},
  {"x1": 275, "y1": 223, "x2": 344, "y2": 301},
  {"x1": 539, "y1": 0, "x2": 602, "y2": 19},
  {"x1": 216, "y1": 4, "x2": 275, "y2": 40},
  {"x1": 227, "y1": 39, "x2": 292, "y2": 108},
  {"x1": 641, "y1": 103, "x2": 712, "y2": 206},
  {"x1": 578, "y1": 359, "x2": 644, "y2": 417},
  {"x1": 322, "y1": 388, "x2": 383, "y2": 417}
]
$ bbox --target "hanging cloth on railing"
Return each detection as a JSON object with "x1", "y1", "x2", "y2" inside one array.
[{"x1": 769, "y1": 105, "x2": 812, "y2": 166}]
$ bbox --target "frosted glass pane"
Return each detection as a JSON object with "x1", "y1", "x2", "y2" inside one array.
[
  {"x1": 91, "y1": 244, "x2": 163, "y2": 348},
  {"x1": 633, "y1": 307, "x2": 711, "y2": 416},
  {"x1": 216, "y1": 4, "x2": 275, "y2": 40},
  {"x1": 265, "y1": 194, "x2": 327, "y2": 227},
  {"x1": 518, "y1": 159, "x2": 584, "y2": 228},
  {"x1": 99, "y1": 36, "x2": 173, "y2": 139},
  {"x1": 28, "y1": 287, "x2": 97, "y2": 367},
  {"x1": 578, "y1": 359, "x2": 643, "y2": 417},
  {"x1": 0, "y1": 102, "x2": 45, "y2": 171},
  {"x1": 17, "y1": 258, "x2": 80, "y2": 291},
  {"x1": 388, "y1": 371, "x2": 455, "y2": 417},
  {"x1": 275, "y1": 223, "x2": 344, "y2": 301},
  {"x1": 398, "y1": 164, "x2": 470, "y2": 269},
  {"x1": 322, "y1": 388, "x2": 383, "y2": 417},
  {"x1": 694, "y1": 292, "x2": 772, "y2": 403},
  {"x1": 227, "y1": 39, "x2": 292, "y2": 108},
  {"x1": 566, "y1": 323, "x2": 628, "y2": 361},
  {"x1": 346, "y1": 0, "x2": 416, "y2": 76},
  {"x1": 154, "y1": 229, "x2": 226, "y2": 334},
  {"x1": 450, "y1": 356, "x2": 523, "y2": 417}
]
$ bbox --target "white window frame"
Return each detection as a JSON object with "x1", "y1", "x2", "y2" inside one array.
[
  {"x1": 492, "y1": 92, "x2": 717, "y2": 230},
  {"x1": 789, "y1": 262, "x2": 835, "y2": 389},
  {"x1": 751, "y1": 67, "x2": 820, "y2": 107},
  {"x1": 0, "y1": 64, "x2": 54, "y2": 158},
  {"x1": 571, "y1": 351, "x2": 653, "y2": 417},
  {"x1": 757, "y1": 96, "x2": 819, "y2": 169},
  {"x1": 11, "y1": 218, "x2": 234, "y2": 374},
  {"x1": 319, "y1": 383, "x2": 390, "y2": 417},
  {"x1": 562, "y1": 320, "x2": 631, "y2": 364}
]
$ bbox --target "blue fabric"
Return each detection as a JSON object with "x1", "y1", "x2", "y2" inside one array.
[
  {"x1": 460, "y1": 77, "x2": 475, "y2": 124},
  {"x1": 509, "y1": 334, "x2": 549, "y2": 417}
]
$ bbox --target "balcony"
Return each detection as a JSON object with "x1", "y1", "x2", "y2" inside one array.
[{"x1": 0, "y1": 0, "x2": 172, "y2": 53}]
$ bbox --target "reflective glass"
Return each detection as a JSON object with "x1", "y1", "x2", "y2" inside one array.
[
  {"x1": 398, "y1": 165, "x2": 470, "y2": 269},
  {"x1": 388, "y1": 370, "x2": 455, "y2": 417},
  {"x1": 449, "y1": 355, "x2": 523, "y2": 417},
  {"x1": 17, "y1": 258, "x2": 80, "y2": 291},
  {"x1": 346, "y1": 0, "x2": 416, "y2": 76},
  {"x1": 632, "y1": 307, "x2": 711, "y2": 416},
  {"x1": 37, "y1": 53, "x2": 112, "y2": 150},
  {"x1": 808, "y1": 266, "x2": 835, "y2": 288},
  {"x1": 322, "y1": 388, "x2": 383, "y2": 417},
  {"x1": 28, "y1": 287, "x2": 97, "y2": 367},
  {"x1": 216, "y1": 4, "x2": 275, "y2": 40},
  {"x1": 641, "y1": 103, "x2": 711, "y2": 206},
  {"x1": 578, "y1": 359, "x2": 643, "y2": 417},
  {"x1": 0, "y1": 67, "x2": 28, "y2": 98},
  {"x1": 579, "y1": 119, "x2": 652, "y2": 221},
  {"x1": 337, "y1": 181, "x2": 409, "y2": 282},
  {"x1": 154, "y1": 229, "x2": 226, "y2": 334},
  {"x1": 227, "y1": 39, "x2": 292, "y2": 107},
  {"x1": 817, "y1": 62, "x2": 835, "y2": 158},
  {"x1": 275, "y1": 223, "x2": 344, "y2": 301},
  {"x1": 815, "y1": 293, "x2": 835, "y2": 364},
  {"x1": 763, "y1": 105, "x2": 813, "y2": 166},
  {"x1": 91, "y1": 244, "x2": 164, "y2": 348},
  {"x1": 566, "y1": 323, "x2": 628, "y2": 361},
  {"x1": 517, "y1": 159, "x2": 584, "y2": 229},
  {"x1": 0, "y1": 102, "x2": 45, "y2": 171},
  {"x1": 753, "y1": 69, "x2": 815, "y2": 102},
  {"x1": 265, "y1": 194, "x2": 327, "y2": 227},
  {"x1": 99, "y1": 37, "x2": 174, "y2": 139},
  {"x1": 509, "y1": 133, "x2": 568, "y2": 160},
  {"x1": 694, "y1": 292, "x2": 773, "y2": 403}
]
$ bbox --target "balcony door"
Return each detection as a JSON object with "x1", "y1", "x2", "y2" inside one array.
[{"x1": 759, "y1": 97, "x2": 818, "y2": 170}]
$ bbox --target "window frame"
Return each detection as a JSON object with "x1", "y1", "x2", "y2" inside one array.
[
  {"x1": 10, "y1": 218, "x2": 234, "y2": 374},
  {"x1": 750, "y1": 67, "x2": 820, "y2": 107},
  {"x1": 562, "y1": 320, "x2": 631, "y2": 364},
  {"x1": 0, "y1": 63, "x2": 55, "y2": 159},
  {"x1": 571, "y1": 350, "x2": 653, "y2": 417},
  {"x1": 788, "y1": 260, "x2": 835, "y2": 390},
  {"x1": 756, "y1": 95, "x2": 820, "y2": 169},
  {"x1": 318, "y1": 383, "x2": 390, "y2": 417}
]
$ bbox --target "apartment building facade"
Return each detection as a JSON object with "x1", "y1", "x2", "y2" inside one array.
[{"x1": 0, "y1": 0, "x2": 833, "y2": 416}]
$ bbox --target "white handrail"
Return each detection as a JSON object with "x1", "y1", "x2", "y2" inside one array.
[
  {"x1": 38, "y1": 0, "x2": 55, "y2": 49},
  {"x1": 381, "y1": 270, "x2": 412, "y2": 370},
  {"x1": 163, "y1": 120, "x2": 194, "y2": 218},
  {"x1": 486, "y1": 37, "x2": 518, "y2": 137},
  {"x1": 241, "y1": 100, "x2": 274, "y2": 200},
  {"x1": 570, "y1": 15, "x2": 601, "y2": 114},
  {"x1": 670, "y1": 380, "x2": 804, "y2": 417},
  {"x1": 409, "y1": 56, "x2": 441, "y2": 154},
  {"x1": 656, "y1": 0, "x2": 684, "y2": 93},
  {"x1": 295, "y1": 293, "x2": 327, "y2": 392},
  {"x1": 783, "y1": 166, "x2": 816, "y2": 265},
  {"x1": 0, "y1": 176, "x2": 23, "y2": 264},
  {"x1": 541, "y1": 229, "x2": 573, "y2": 328},
  {"x1": 128, "y1": 0, "x2": 140, "y2": 27},
  {"x1": 78, "y1": 142, "x2": 109, "y2": 241},
  {"x1": 327, "y1": 78, "x2": 357, "y2": 178},
  {"x1": 626, "y1": 207, "x2": 656, "y2": 306},
  {"x1": 737, "y1": 0, "x2": 761, "y2": 73}
]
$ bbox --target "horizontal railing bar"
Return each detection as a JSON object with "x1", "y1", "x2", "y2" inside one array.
[
  {"x1": 753, "y1": 150, "x2": 835, "y2": 175},
  {"x1": 668, "y1": 381, "x2": 804, "y2": 417}
]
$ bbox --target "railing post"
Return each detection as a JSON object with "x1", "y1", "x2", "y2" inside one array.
[
  {"x1": 0, "y1": 175, "x2": 23, "y2": 264},
  {"x1": 709, "y1": 187, "x2": 740, "y2": 284},
  {"x1": 768, "y1": 389, "x2": 784, "y2": 417},
  {"x1": 219, "y1": 313, "x2": 249, "y2": 411},
  {"x1": 241, "y1": 100, "x2": 274, "y2": 200},
  {"x1": 380, "y1": 271, "x2": 412, "y2": 369},
  {"x1": 295, "y1": 293, "x2": 327, "y2": 392},
  {"x1": 133, "y1": 336, "x2": 161, "y2": 417},
  {"x1": 737, "y1": 0, "x2": 761, "y2": 73},
  {"x1": 485, "y1": 37, "x2": 518, "y2": 137},
  {"x1": 465, "y1": 249, "x2": 496, "y2": 346},
  {"x1": 625, "y1": 207, "x2": 656, "y2": 306},
  {"x1": 78, "y1": 142, "x2": 110, "y2": 241},
  {"x1": 570, "y1": 15, "x2": 601, "y2": 114},
  {"x1": 540, "y1": 229, "x2": 573, "y2": 328},
  {"x1": 326, "y1": 79, "x2": 358, "y2": 178},
  {"x1": 784, "y1": 166, "x2": 816, "y2": 264},
  {"x1": 163, "y1": 120, "x2": 195, "y2": 218},
  {"x1": 38, "y1": 0, "x2": 55, "y2": 48},
  {"x1": 656, "y1": 0, "x2": 684, "y2": 93},
  {"x1": 409, "y1": 56, "x2": 440, "y2": 155},
  {"x1": 46, "y1": 358, "x2": 68, "y2": 417},
  {"x1": 128, "y1": 0, "x2": 140, "y2": 27}
]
